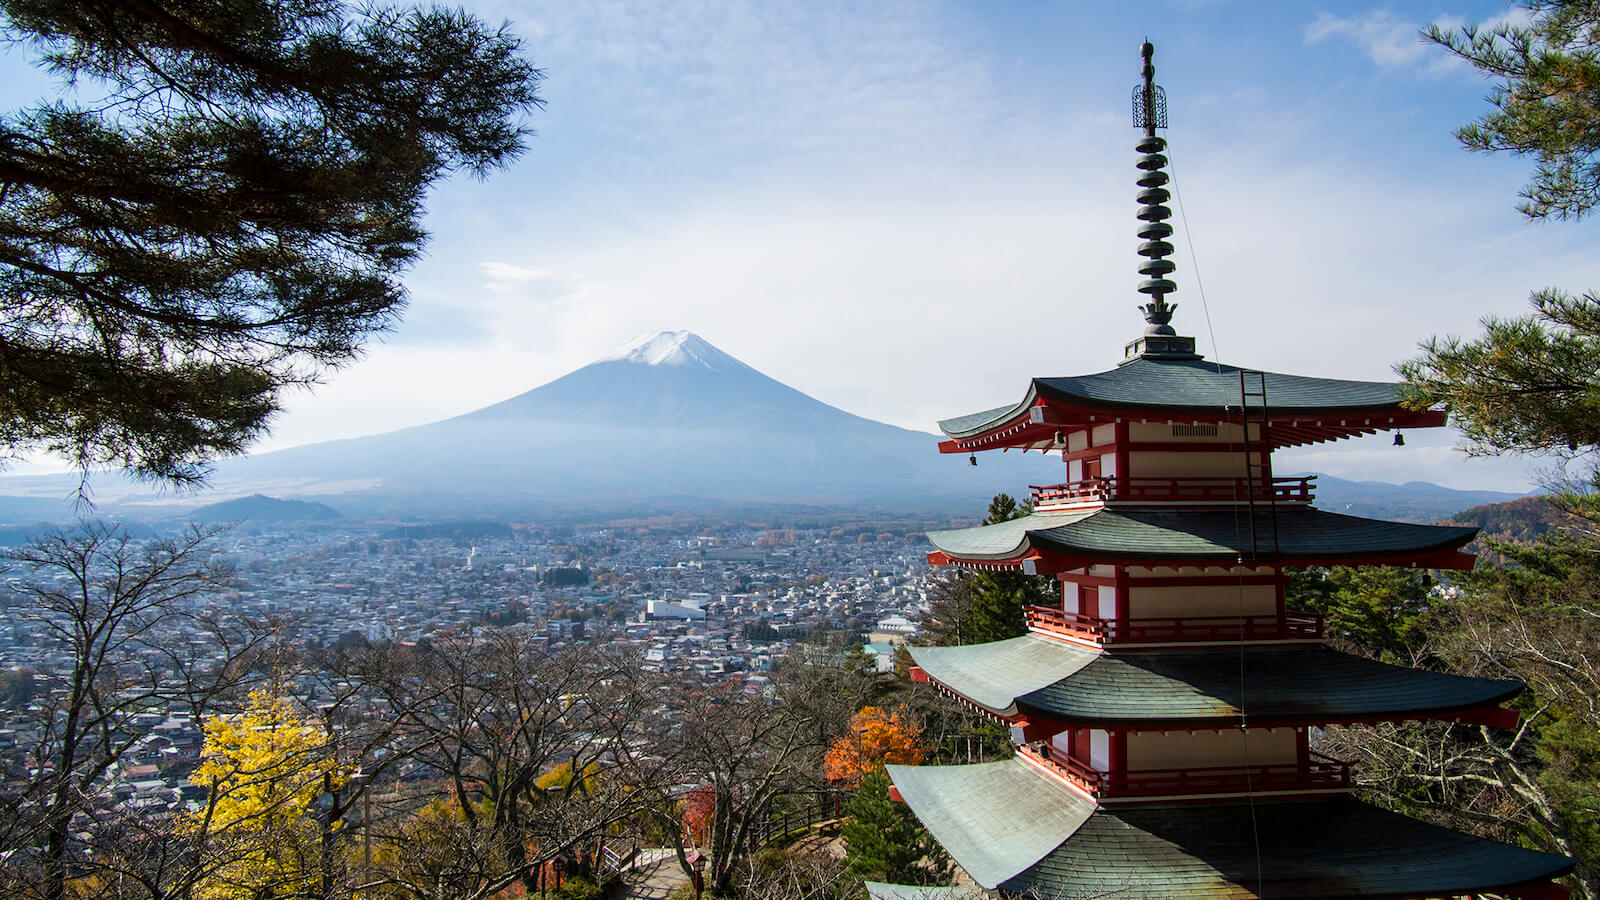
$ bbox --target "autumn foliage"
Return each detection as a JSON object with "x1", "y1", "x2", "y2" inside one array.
[
  {"x1": 823, "y1": 706, "x2": 926, "y2": 787},
  {"x1": 188, "y1": 689, "x2": 345, "y2": 900},
  {"x1": 681, "y1": 786, "x2": 717, "y2": 845}
]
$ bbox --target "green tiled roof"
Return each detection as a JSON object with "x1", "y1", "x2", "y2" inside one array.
[
  {"x1": 937, "y1": 404, "x2": 1023, "y2": 439},
  {"x1": 1015, "y1": 645, "x2": 1521, "y2": 726},
  {"x1": 909, "y1": 638, "x2": 1519, "y2": 727},
  {"x1": 938, "y1": 357, "x2": 1410, "y2": 439},
  {"x1": 886, "y1": 758, "x2": 1095, "y2": 889},
  {"x1": 926, "y1": 510, "x2": 1094, "y2": 561},
  {"x1": 927, "y1": 507, "x2": 1476, "y2": 563},
  {"x1": 908, "y1": 635, "x2": 1099, "y2": 715},
  {"x1": 1001, "y1": 797, "x2": 1574, "y2": 898}
]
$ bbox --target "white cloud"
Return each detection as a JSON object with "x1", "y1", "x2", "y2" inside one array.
[
  {"x1": 1304, "y1": 9, "x2": 1462, "y2": 75},
  {"x1": 1305, "y1": 5, "x2": 1538, "y2": 76},
  {"x1": 479, "y1": 261, "x2": 572, "y2": 299},
  {"x1": 480, "y1": 261, "x2": 551, "y2": 285},
  {"x1": 496, "y1": 0, "x2": 999, "y2": 166}
]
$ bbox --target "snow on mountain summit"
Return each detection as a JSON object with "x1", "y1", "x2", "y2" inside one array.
[{"x1": 603, "y1": 330, "x2": 743, "y2": 371}]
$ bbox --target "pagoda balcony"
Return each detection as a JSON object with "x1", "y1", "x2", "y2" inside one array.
[
  {"x1": 1025, "y1": 605, "x2": 1325, "y2": 645},
  {"x1": 1029, "y1": 475, "x2": 1316, "y2": 510},
  {"x1": 1021, "y1": 744, "x2": 1352, "y2": 801}
]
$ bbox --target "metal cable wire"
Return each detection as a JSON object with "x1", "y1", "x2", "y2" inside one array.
[{"x1": 1166, "y1": 144, "x2": 1266, "y2": 898}]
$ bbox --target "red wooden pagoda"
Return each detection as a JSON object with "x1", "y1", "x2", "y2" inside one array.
[{"x1": 876, "y1": 43, "x2": 1576, "y2": 900}]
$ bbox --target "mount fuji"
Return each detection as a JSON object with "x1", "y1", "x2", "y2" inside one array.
[{"x1": 69, "y1": 331, "x2": 1052, "y2": 518}]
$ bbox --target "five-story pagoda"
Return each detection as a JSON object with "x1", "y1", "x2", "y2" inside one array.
[{"x1": 875, "y1": 43, "x2": 1576, "y2": 900}]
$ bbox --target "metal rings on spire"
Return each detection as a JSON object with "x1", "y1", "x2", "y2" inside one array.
[{"x1": 1134, "y1": 42, "x2": 1176, "y2": 332}]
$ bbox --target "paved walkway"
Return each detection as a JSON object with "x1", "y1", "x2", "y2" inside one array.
[{"x1": 614, "y1": 848, "x2": 688, "y2": 900}]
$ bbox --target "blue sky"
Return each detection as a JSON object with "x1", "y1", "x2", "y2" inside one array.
[{"x1": 5, "y1": 1, "x2": 1594, "y2": 493}]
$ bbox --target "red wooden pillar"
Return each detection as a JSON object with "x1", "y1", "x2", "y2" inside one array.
[
  {"x1": 1114, "y1": 419, "x2": 1130, "y2": 483},
  {"x1": 1114, "y1": 565, "x2": 1129, "y2": 629}
]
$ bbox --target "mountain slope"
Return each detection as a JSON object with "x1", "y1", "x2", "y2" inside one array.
[
  {"x1": 458, "y1": 331, "x2": 879, "y2": 430},
  {"x1": 1300, "y1": 473, "x2": 1528, "y2": 523},
  {"x1": 198, "y1": 331, "x2": 1051, "y2": 515},
  {"x1": 183, "y1": 494, "x2": 343, "y2": 524},
  {"x1": 1439, "y1": 496, "x2": 1569, "y2": 545}
]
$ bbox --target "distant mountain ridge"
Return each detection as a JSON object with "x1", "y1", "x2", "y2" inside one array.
[
  {"x1": 1300, "y1": 473, "x2": 1529, "y2": 524},
  {"x1": 0, "y1": 332, "x2": 1536, "y2": 523},
  {"x1": 185, "y1": 494, "x2": 342, "y2": 524},
  {"x1": 454, "y1": 330, "x2": 879, "y2": 430},
  {"x1": 179, "y1": 331, "x2": 1054, "y2": 516},
  {"x1": 1440, "y1": 495, "x2": 1570, "y2": 546}
]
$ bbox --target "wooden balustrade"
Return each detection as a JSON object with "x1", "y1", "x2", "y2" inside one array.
[
  {"x1": 1025, "y1": 605, "x2": 1324, "y2": 644},
  {"x1": 1023, "y1": 745, "x2": 1351, "y2": 799},
  {"x1": 1029, "y1": 475, "x2": 1316, "y2": 507}
]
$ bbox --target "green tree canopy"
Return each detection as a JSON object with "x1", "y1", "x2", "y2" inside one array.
[
  {"x1": 919, "y1": 493, "x2": 1053, "y2": 646},
  {"x1": 1428, "y1": 1, "x2": 1600, "y2": 221},
  {"x1": 840, "y1": 770, "x2": 951, "y2": 888},
  {"x1": 1399, "y1": 290, "x2": 1600, "y2": 463},
  {"x1": 1286, "y1": 566, "x2": 1429, "y2": 662},
  {"x1": 1407, "y1": 2, "x2": 1600, "y2": 511},
  {"x1": 1376, "y1": 10, "x2": 1600, "y2": 888},
  {"x1": 0, "y1": 1, "x2": 542, "y2": 484}
]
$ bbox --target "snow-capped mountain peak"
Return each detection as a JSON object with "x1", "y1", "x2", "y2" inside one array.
[{"x1": 603, "y1": 330, "x2": 738, "y2": 371}]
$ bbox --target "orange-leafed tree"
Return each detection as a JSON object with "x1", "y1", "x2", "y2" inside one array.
[
  {"x1": 680, "y1": 786, "x2": 717, "y2": 847},
  {"x1": 823, "y1": 706, "x2": 926, "y2": 787}
]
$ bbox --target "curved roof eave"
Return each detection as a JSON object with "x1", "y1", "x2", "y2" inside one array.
[
  {"x1": 1000, "y1": 796, "x2": 1574, "y2": 899},
  {"x1": 906, "y1": 639, "x2": 1520, "y2": 729},
  {"x1": 927, "y1": 508, "x2": 1478, "y2": 565},
  {"x1": 937, "y1": 358, "x2": 1422, "y2": 440},
  {"x1": 937, "y1": 385, "x2": 1041, "y2": 440},
  {"x1": 907, "y1": 635, "x2": 1101, "y2": 715},
  {"x1": 1012, "y1": 645, "x2": 1523, "y2": 726},
  {"x1": 887, "y1": 758, "x2": 1096, "y2": 889}
]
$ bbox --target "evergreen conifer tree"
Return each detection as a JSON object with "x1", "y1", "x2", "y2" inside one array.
[
  {"x1": 0, "y1": 1, "x2": 542, "y2": 483},
  {"x1": 839, "y1": 770, "x2": 950, "y2": 887},
  {"x1": 926, "y1": 494, "x2": 1052, "y2": 646},
  {"x1": 1409, "y1": 1, "x2": 1600, "y2": 513}
]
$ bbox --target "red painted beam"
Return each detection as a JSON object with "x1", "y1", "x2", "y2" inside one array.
[
  {"x1": 1506, "y1": 881, "x2": 1573, "y2": 900},
  {"x1": 942, "y1": 402, "x2": 1448, "y2": 454},
  {"x1": 935, "y1": 547, "x2": 1474, "y2": 573},
  {"x1": 1007, "y1": 717, "x2": 1061, "y2": 743},
  {"x1": 1423, "y1": 704, "x2": 1521, "y2": 729}
]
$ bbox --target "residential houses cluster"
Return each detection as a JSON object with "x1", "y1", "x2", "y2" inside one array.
[{"x1": 0, "y1": 518, "x2": 943, "y2": 823}]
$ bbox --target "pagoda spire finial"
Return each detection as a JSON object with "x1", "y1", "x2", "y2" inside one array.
[{"x1": 1124, "y1": 41, "x2": 1200, "y2": 363}]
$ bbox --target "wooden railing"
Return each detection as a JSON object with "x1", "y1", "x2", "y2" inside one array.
[
  {"x1": 1023, "y1": 745, "x2": 1351, "y2": 799},
  {"x1": 1030, "y1": 475, "x2": 1315, "y2": 507},
  {"x1": 1025, "y1": 605, "x2": 1324, "y2": 644},
  {"x1": 744, "y1": 789, "x2": 846, "y2": 851}
]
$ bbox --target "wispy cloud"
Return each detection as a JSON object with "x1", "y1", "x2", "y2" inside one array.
[
  {"x1": 479, "y1": 262, "x2": 571, "y2": 298},
  {"x1": 1304, "y1": 9, "x2": 1460, "y2": 75},
  {"x1": 1305, "y1": 6, "x2": 1539, "y2": 76},
  {"x1": 506, "y1": 0, "x2": 998, "y2": 166}
]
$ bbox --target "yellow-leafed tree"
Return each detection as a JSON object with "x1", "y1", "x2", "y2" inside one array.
[
  {"x1": 823, "y1": 706, "x2": 926, "y2": 787},
  {"x1": 189, "y1": 689, "x2": 345, "y2": 900}
]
